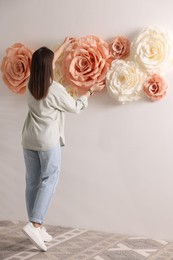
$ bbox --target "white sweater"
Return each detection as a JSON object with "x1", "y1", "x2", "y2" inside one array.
[{"x1": 22, "y1": 81, "x2": 88, "y2": 151}]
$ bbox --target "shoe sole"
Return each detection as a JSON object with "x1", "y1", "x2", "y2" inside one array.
[
  {"x1": 22, "y1": 228, "x2": 47, "y2": 252},
  {"x1": 44, "y1": 238, "x2": 52, "y2": 242}
]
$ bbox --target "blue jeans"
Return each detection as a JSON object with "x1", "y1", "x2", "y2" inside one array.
[{"x1": 23, "y1": 145, "x2": 61, "y2": 224}]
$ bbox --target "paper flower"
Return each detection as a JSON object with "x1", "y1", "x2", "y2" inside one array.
[
  {"x1": 66, "y1": 86, "x2": 79, "y2": 99},
  {"x1": 106, "y1": 60, "x2": 146, "y2": 103},
  {"x1": 143, "y1": 74, "x2": 167, "y2": 101},
  {"x1": 109, "y1": 36, "x2": 130, "y2": 59},
  {"x1": 54, "y1": 35, "x2": 111, "y2": 93},
  {"x1": 131, "y1": 26, "x2": 173, "y2": 74},
  {"x1": 1, "y1": 43, "x2": 33, "y2": 94}
]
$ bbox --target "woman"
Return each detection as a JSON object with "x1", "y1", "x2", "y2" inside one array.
[{"x1": 22, "y1": 38, "x2": 104, "y2": 252}]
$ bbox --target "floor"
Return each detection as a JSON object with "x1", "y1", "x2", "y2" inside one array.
[{"x1": 1, "y1": 220, "x2": 173, "y2": 260}]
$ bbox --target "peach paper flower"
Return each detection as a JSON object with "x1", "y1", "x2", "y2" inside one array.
[
  {"x1": 143, "y1": 74, "x2": 167, "y2": 101},
  {"x1": 109, "y1": 36, "x2": 130, "y2": 59},
  {"x1": 54, "y1": 35, "x2": 111, "y2": 93},
  {"x1": 1, "y1": 43, "x2": 33, "y2": 94}
]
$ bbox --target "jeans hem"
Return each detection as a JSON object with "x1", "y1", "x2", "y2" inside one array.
[{"x1": 29, "y1": 217, "x2": 43, "y2": 225}]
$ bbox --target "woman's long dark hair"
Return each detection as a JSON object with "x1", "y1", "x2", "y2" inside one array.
[{"x1": 28, "y1": 47, "x2": 54, "y2": 100}]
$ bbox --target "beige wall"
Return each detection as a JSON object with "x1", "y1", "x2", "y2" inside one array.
[{"x1": 1, "y1": 0, "x2": 173, "y2": 240}]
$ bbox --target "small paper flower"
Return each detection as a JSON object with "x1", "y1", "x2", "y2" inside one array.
[
  {"x1": 55, "y1": 35, "x2": 111, "y2": 93},
  {"x1": 1, "y1": 43, "x2": 33, "y2": 94},
  {"x1": 143, "y1": 74, "x2": 167, "y2": 101},
  {"x1": 106, "y1": 60, "x2": 146, "y2": 103},
  {"x1": 109, "y1": 36, "x2": 130, "y2": 59},
  {"x1": 131, "y1": 26, "x2": 173, "y2": 73}
]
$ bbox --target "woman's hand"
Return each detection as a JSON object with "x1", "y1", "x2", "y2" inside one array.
[
  {"x1": 53, "y1": 37, "x2": 74, "y2": 64},
  {"x1": 62, "y1": 37, "x2": 75, "y2": 46},
  {"x1": 91, "y1": 82, "x2": 105, "y2": 93},
  {"x1": 83, "y1": 82, "x2": 105, "y2": 98}
]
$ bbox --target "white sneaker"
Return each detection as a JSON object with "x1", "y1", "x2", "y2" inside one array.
[
  {"x1": 22, "y1": 223, "x2": 47, "y2": 252},
  {"x1": 40, "y1": 226, "x2": 52, "y2": 242}
]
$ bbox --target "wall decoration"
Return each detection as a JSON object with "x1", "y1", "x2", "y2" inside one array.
[
  {"x1": 143, "y1": 74, "x2": 167, "y2": 101},
  {"x1": 1, "y1": 43, "x2": 33, "y2": 94},
  {"x1": 54, "y1": 35, "x2": 111, "y2": 95},
  {"x1": 131, "y1": 27, "x2": 173, "y2": 74},
  {"x1": 106, "y1": 60, "x2": 146, "y2": 103},
  {"x1": 106, "y1": 26, "x2": 173, "y2": 104},
  {"x1": 109, "y1": 36, "x2": 130, "y2": 60},
  {"x1": 1, "y1": 26, "x2": 172, "y2": 103}
]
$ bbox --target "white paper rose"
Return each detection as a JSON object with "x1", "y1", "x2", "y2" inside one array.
[
  {"x1": 106, "y1": 60, "x2": 146, "y2": 103},
  {"x1": 131, "y1": 27, "x2": 173, "y2": 73}
]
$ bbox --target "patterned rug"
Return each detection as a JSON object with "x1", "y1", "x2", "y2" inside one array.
[{"x1": 0, "y1": 220, "x2": 173, "y2": 260}]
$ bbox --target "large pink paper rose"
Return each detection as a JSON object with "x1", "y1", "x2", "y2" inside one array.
[
  {"x1": 55, "y1": 36, "x2": 111, "y2": 93},
  {"x1": 143, "y1": 74, "x2": 167, "y2": 101},
  {"x1": 109, "y1": 36, "x2": 130, "y2": 59},
  {"x1": 1, "y1": 43, "x2": 33, "y2": 94}
]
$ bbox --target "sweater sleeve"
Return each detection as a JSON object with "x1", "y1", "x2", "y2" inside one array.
[{"x1": 51, "y1": 83, "x2": 88, "y2": 113}]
